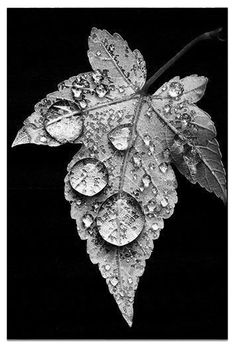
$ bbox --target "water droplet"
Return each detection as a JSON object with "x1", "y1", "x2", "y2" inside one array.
[
  {"x1": 76, "y1": 199, "x2": 82, "y2": 206},
  {"x1": 133, "y1": 174, "x2": 137, "y2": 180},
  {"x1": 40, "y1": 136, "x2": 47, "y2": 143},
  {"x1": 118, "y1": 87, "x2": 125, "y2": 93},
  {"x1": 97, "y1": 192, "x2": 145, "y2": 246},
  {"x1": 163, "y1": 149, "x2": 170, "y2": 161},
  {"x1": 152, "y1": 187, "x2": 158, "y2": 195},
  {"x1": 160, "y1": 197, "x2": 168, "y2": 207},
  {"x1": 82, "y1": 213, "x2": 94, "y2": 228},
  {"x1": 108, "y1": 124, "x2": 132, "y2": 151},
  {"x1": 168, "y1": 82, "x2": 184, "y2": 98},
  {"x1": 164, "y1": 104, "x2": 171, "y2": 114},
  {"x1": 44, "y1": 100, "x2": 83, "y2": 144},
  {"x1": 69, "y1": 158, "x2": 108, "y2": 196},
  {"x1": 142, "y1": 174, "x2": 151, "y2": 188},
  {"x1": 148, "y1": 163, "x2": 155, "y2": 171},
  {"x1": 95, "y1": 84, "x2": 108, "y2": 98},
  {"x1": 132, "y1": 153, "x2": 142, "y2": 168},
  {"x1": 109, "y1": 44, "x2": 115, "y2": 53},
  {"x1": 181, "y1": 119, "x2": 188, "y2": 129},
  {"x1": 71, "y1": 85, "x2": 83, "y2": 100},
  {"x1": 159, "y1": 162, "x2": 168, "y2": 173},
  {"x1": 96, "y1": 50, "x2": 101, "y2": 56},
  {"x1": 79, "y1": 99, "x2": 87, "y2": 109},
  {"x1": 74, "y1": 75, "x2": 90, "y2": 88},
  {"x1": 152, "y1": 223, "x2": 159, "y2": 231},
  {"x1": 143, "y1": 134, "x2": 151, "y2": 146},
  {"x1": 92, "y1": 70, "x2": 103, "y2": 84},
  {"x1": 161, "y1": 85, "x2": 167, "y2": 91},
  {"x1": 105, "y1": 264, "x2": 111, "y2": 271},
  {"x1": 146, "y1": 200, "x2": 156, "y2": 213},
  {"x1": 145, "y1": 108, "x2": 152, "y2": 118},
  {"x1": 110, "y1": 277, "x2": 119, "y2": 286},
  {"x1": 128, "y1": 277, "x2": 133, "y2": 284}
]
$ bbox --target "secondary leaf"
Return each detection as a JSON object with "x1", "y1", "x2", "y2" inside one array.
[{"x1": 12, "y1": 28, "x2": 227, "y2": 326}]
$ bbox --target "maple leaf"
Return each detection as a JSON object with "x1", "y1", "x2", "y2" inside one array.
[{"x1": 12, "y1": 27, "x2": 227, "y2": 326}]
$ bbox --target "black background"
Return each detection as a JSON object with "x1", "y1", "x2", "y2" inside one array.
[{"x1": 8, "y1": 8, "x2": 227, "y2": 339}]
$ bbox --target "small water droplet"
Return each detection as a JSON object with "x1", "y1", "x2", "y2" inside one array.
[
  {"x1": 71, "y1": 86, "x2": 83, "y2": 100},
  {"x1": 96, "y1": 50, "x2": 101, "y2": 56},
  {"x1": 132, "y1": 153, "x2": 142, "y2": 168},
  {"x1": 160, "y1": 197, "x2": 168, "y2": 207},
  {"x1": 147, "y1": 200, "x2": 156, "y2": 213},
  {"x1": 152, "y1": 223, "x2": 159, "y2": 231},
  {"x1": 162, "y1": 85, "x2": 167, "y2": 91},
  {"x1": 133, "y1": 174, "x2": 137, "y2": 180},
  {"x1": 82, "y1": 214, "x2": 94, "y2": 228},
  {"x1": 159, "y1": 162, "x2": 168, "y2": 173},
  {"x1": 40, "y1": 136, "x2": 47, "y2": 143},
  {"x1": 118, "y1": 87, "x2": 125, "y2": 93},
  {"x1": 168, "y1": 82, "x2": 184, "y2": 98},
  {"x1": 105, "y1": 264, "x2": 111, "y2": 271},
  {"x1": 92, "y1": 70, "x2": 103, "y2": 84},
  {"x1": 164, "y1": 104, "x2": 171, "y2": 114},
  {"x1": 128, "y1": 277, "x2": 133, "y2": 284},
  {"x1": 108, "y1": 124, "x2": 132, "y2": 151},
  {"x1": 109, "y1": 44, "x2": 115, "y2": 53},
  {"x1": 163, "y1": 149, "x2": 170, "y2": 161},
  {"x1": 76, "y1": 199, "x2": 82, "y2": 206},
  {"x1": 79, "y1": 99, "x2": 87, "y2": 109},
  {"x1": 181, "y1": 119, "x2": 188, "y2": 129},
  {"x1": 142, "y1": 174, "x2": 151, "y2": 188},
  {"x1": 148, "y1": 163, "x2": 155, "y2": 171},
  {"x1": 143, "y1": 134, "x2": 151, "y2": 146},
  {"x1": 152, "y1": 187, "x2": 158, "y2": 195},
  {"x1": 110, "y1": 277, "x2": 119, "y2": 286}
]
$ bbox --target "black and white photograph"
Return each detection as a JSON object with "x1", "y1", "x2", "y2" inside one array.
[{"x1": 7, "y1": 7, "x2": 227, "y2": 339}]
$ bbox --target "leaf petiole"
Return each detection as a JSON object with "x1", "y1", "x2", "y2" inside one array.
[{"x1": 140, "y1": 27, "x2": 224, "y2": 95}]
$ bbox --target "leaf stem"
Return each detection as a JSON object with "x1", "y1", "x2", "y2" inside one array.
[{"x1": 140, "y1": 28, "x2": 223, "y2": 95}]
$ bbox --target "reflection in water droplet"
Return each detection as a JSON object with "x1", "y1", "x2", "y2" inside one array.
[
  {"x1": 146, "y1": 200, "x2": 156, "y2": 213},
  {"x1": 96, "y1": 51, "x2": 101, "y2": 56},
  {"x1": 40, "y1": 136, "x2": 47, "y2": 143},
  {"x1": 168, "y1": 82, "x2": 184, "y2": 98},
  {"x1": 97, "y1": 192, "x2": 145, "y2": 246},
  {"x1": 128, "y1": 278, "x2": 133, "y2": 284},
  {"x1": 71, "y1": 86, "x2": 83, "y2": 100},
  {"x1": 44, "y1": 100, "x2": 83, "y2": 144},
  {"x1": 108, "y1": 124, "x2": 132, "y2": 151},
  {"x1": 69, "y1": 158, "x2": 108, "y2": 196},
  {"x1": 142, "y1": 174, "x2": 151, "y2": 188},
  {"x1": 159, "y1": 162, "x2": 168, "y2": 173},
  {"x1": 82, "y1": 214, "x2": 94, "y2": 228},
  {"x1": 152, "y1": 223, "x2": 159, "y2": 231}
]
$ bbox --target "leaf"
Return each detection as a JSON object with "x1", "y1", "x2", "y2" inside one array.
[{"x1": 12, "y1": 28, "x2": 227, "y2": 326}]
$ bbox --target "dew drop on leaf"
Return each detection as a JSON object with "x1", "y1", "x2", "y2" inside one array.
[
  {"x1": 143, "y1": 134, "x2": 151, "y2": 146},
  {"x1": 95, "y1": 84, "x2": 109, "y2": 98},
  {"x1": 108, "y1": 124, "x2": 132, "y2": 151},
  {"x1": 142, "y1": 174, "x2": 151, "y2": 188},
  {"x1": 92, "y1": 70, "x2": 103, "y2": 84},
  {"x1": 159, "y1": 162, "x2": 168, "y2": 173},
  {"x1": 110, "y1": 277, "x2": 119, "y2": 286},
  {"x1": 96, "y1": 192, "x2": 145, "y2": 246},
  {"x1": 168, "y1": 82, "x2": 184, "y2": 98},
  {"x1": 82, "y1": 213, "x2": 94, "y2": 228},
  {"x1": 132, "y1": 153, "x2": 142, "y2": 168},
  {"x1": 79, "y1": 99, "x2": 88, "y2": 109},
  {"x1": 69, "y1": 158, "x2": 108, "y2": 196},
  {"x1": 44, "y1": 100, "x2": 83, "y2": 143},
  {"x1": 160, "y1": 197, "x2": 168, "y2": 207},
  {"x1": 164, "y1": 104, "x2": 171, "y2": 114}
]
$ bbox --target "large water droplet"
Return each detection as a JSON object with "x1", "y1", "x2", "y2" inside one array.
[
  {"x1": 110, "y1": 277, "x2": 119, "y2": 286},
  {"x1": 97, "y1": 192, "x2": 145, "y2": 246},
  {"x1": 108, "y1": 124, "x2": 132, "y2": 151},
  {"x1": 44, "y1": 100, "x2": 83, "y2": 143},
  {"x1": 69, "y1": 158, "x2": 108, "y2": 196},
  {"x1": 160, "y1": 197, "x2": 168, "y2": 207},
  {"x1": 82, "y1": 213, "x2": 94, "y2": 228},
  {"x1": 168, "y1": 82, "x2": 184, "y2": 98}
]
